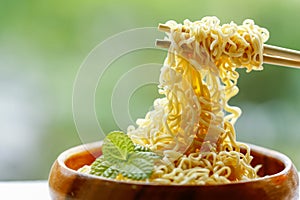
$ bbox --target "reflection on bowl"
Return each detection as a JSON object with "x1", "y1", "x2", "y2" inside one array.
[{"x1": 48, "y1": 141, "x2": 299, "y2": 200}]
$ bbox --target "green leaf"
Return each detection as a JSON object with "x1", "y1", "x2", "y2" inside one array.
[
  {"x1": 90, "y1": 156, "x2": 119, "y2": 179},
  {"x1": 134, "y1": 144, "x2": 151, "y2": 152},
  {"x1": 116, "y1": 152, "x2": 158, "y2": 180},
  {"x1": 102, "y1": 131, "x2": 135, "y2": 164},
  {"x1": 89, "y1": 131, "x2": 160, "y2": 180}
]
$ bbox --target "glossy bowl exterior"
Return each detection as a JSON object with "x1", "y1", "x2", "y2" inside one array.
[{"x1": 49, "y1": 141, "x2": 299, "y2": 200}]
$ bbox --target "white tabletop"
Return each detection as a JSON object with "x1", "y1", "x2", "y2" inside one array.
[
  {"x1": 0, "y1": 180, "x2": 50, "y2": 200},
  {"x1": 0, "y1": 178, "x2": 299, "y2": 200}
]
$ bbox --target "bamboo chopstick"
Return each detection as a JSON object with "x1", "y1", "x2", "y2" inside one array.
[
  {"x1": 263, "y1": 44, "x2": 300, "y2": 61},
  {"x1": 263, "y1": 55, "x2": 300, "y2": 68},
  {"x1": 157, "y1": 24, "x2": 300, "y2": 68},
  {"x1": 155, "y1": 39, "x2": 300, "y2": 68}
]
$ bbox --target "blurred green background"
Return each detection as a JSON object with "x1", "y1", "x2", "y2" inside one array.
[{"x1": 1, "y1": 0, "x2": 300, "y2": 180}]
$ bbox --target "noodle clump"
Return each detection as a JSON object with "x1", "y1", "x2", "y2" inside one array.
[{"x1": 127, "y1": 16, "x2": 269, "y2": 185}]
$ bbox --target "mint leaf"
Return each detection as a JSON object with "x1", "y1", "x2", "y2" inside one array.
[
  {"x1": 120, "y1": 152, "x2": 161, "y2": 180},
  {"x1": 90, "y1": 156, "x2": 119, "y2": 179},
  {"x1": 114, "y1": 152, "x2": 154, "y2": 180},
  {"x1": 102, "y1": 131, "x2": 135, "y2": 164},
  {"x1": 89, "y1": 131, "x2": 160, "y2": 180},
  {"x1": 134, "y1": 144, "x2": 151, "y2": 152}
]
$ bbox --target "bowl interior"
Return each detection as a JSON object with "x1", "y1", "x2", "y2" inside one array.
[{"x1": 63, "y1": 142, "x2": 286, "y2": 179}]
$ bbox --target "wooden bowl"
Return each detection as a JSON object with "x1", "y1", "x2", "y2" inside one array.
[{"x1": 48, "y1": 141, "x2": 299, "y2": 200}]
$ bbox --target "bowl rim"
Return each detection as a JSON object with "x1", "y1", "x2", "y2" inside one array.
[{"x1": 54, "y1": 141, "x2": 293, "y2": 187}]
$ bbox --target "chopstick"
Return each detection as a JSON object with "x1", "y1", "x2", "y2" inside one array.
[
  {"x1": 263, "y1": 44, "x2": 300, "y2": 61},
  {"x1": 157, "y1": 24, "x2": 300, "y2": 68}
]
